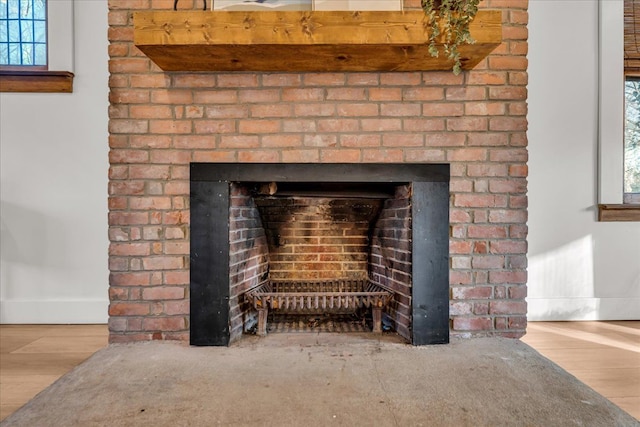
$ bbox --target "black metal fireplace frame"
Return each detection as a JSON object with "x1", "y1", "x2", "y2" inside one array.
[{"x1": 190, "y1": 163, "x2": 450, "y2": 346}]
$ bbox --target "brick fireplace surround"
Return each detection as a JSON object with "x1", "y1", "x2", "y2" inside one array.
[{"x1": 108, "y1": 0, "x2": 528, "y2": 344}]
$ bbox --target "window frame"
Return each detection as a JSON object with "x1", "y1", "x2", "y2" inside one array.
[
  {"x1": 598, "y1": 0, "x2": 640, "y2": 221},
  {"x1": 0, "y1": 0, "x2": 74, "y2": 93}
]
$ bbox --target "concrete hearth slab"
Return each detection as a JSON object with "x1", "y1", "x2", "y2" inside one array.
[{"x1": 1, "y1": 335, "x2": 637, "y2": 426}]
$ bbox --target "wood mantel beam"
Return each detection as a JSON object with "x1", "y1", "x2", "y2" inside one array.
[{"x1": 133, "y1": 10, "x2": 502, "y2": 72}]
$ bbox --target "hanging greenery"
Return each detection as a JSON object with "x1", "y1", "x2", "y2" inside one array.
[{"x1": 421, "y1": 0, "x2": 481, "y2": 75}]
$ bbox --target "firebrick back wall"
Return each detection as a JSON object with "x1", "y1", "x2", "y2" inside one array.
[{"x1": 107, "y1": 0, "x2": 529, "y2": 343}]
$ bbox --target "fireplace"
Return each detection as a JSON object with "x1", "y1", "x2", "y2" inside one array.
[
  {"x1": 108, "y1": 0, "x2": 529, "y2": 345},
  {"x1": 190, "y1": 163, "x2": 449, "y2": 346}
]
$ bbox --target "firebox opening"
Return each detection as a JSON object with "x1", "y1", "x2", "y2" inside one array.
[
  {"x1": 190, "y1": 163, "x2": 450, "y2": 347},
  {"x1": 230, "y1": 181, "x2": 412, "y2": 341}
]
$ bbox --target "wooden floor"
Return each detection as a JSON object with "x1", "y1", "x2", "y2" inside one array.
[
  {"x1": 0, "y1": 325, "x2": 109, "y2": 421},
  {"x1": 0, "y1": 321, "x2": 638, "y2": 421},
  {"x1": 521, "y1": 321, "x2": 640, "y2": 420}
]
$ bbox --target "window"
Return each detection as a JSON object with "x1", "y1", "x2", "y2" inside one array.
[
  {"x1": 624, "y1": 0, "x2": 640, "y2": 204},
  {"x1": 597, "y1": 0, "x2": 639, "y2": 221},
  {"x1": 0, "y1": 0, "x2": 73, "y2": 93},
  {"x1": 0, "y1": 0, "x2": 48, "y2": 68},
  {"x1": 625, "y1": 76, "x2": 640, "y2": 203}
]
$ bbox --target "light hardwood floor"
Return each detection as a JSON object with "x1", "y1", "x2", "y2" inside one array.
[
  {"x1": 0, "y1": 322, "x2": 638, "y2": 421},
  {"x1": 521, "y1": 321, "x2": 640, "y2": 420},
  {"x1": 0, "y1": 325, "x2": 109, "y2": 421}
]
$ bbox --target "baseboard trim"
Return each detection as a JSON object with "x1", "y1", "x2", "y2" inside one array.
[
  {"x1": 527, "y1": 297, "x2": 640, "y2": 321},
  {"x1": 2, "y1": 298, "x2": 636, "y2": 323},
  {"x1": 0, "y1": 299, "x2": 109, "y2": 324}
]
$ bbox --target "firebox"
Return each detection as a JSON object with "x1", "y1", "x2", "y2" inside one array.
[{"x1": 190, "y1": 163, "x2": 449, "y2": 346}]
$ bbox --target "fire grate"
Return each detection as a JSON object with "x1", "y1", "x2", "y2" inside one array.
[
  {"x1": 245, "y1": 279, "x2": 393, "y2": 336},
  {"x1": 271, "y1": 279, "x2": 373, "y2": 294}
]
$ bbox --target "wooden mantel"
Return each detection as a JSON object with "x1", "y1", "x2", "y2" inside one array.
[{"x1": 133, "y1": 10, "x2": 502, "y2": 72}]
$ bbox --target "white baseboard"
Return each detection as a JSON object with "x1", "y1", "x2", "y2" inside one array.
[
  {"x1": 2, "y1": 297, "x2": 636, "y2": 323},
  {"x1": 527, "y1": 297, "x2": 640, "y2": 321},
  {"x1": 0, "y1": 299, "x2": 108, "y2": 324}
]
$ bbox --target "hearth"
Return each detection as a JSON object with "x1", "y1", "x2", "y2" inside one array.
[{"x1": 190, "y1": 163, "x2": 449, "y2": 346}]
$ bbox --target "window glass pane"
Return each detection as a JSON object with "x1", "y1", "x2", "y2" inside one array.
[
  {"x1": 33, "y1": 0, "x2": 44, "y2": 19},
  {"x1": 8, "y1": 41, "x2": 19, "y2": 63},
  {"x1": 0, "y1": 20, "x2": 7, "y2": 40},
  {"x1": 0, "y1": 43, "x2": 8, "y2": 63},
  {"x1": 33, "y1": 19, "x2": 44, "y2": 42},
  {"x1": 34, "y1": 40, "x2": 44, "y2": 64},
  {"x1": 20, "y1": 0, "x2": 32, "y2": 19},
  {"x1": 0, "y1": 2, "x2": 7, "y2": 19},
  {"x1": 21, "y1": 18, "x2": 32, "y2": 42},
  {"x1": 625, "y1": 78, "x2": 640, "y2": 194},
  {"x1": 20, "y1": 42, "x2": 32, "y2": 64},
  {"x1": 8, "y1": 19, "x2": 18, "y2": 42},
  {"x1": 7, "y1": 0, "x2": 19, "y2": 19}
]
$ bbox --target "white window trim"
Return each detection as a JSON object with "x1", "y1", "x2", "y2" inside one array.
[
  {"x1": 598, "y1": 0, "x2": 624, "y2": 204},
  {"x1": 47, "y1": 0, "x2": 74, "y2": 72}
]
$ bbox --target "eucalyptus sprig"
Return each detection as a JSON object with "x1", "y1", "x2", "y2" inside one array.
[{"x1": 421, "y1": 0, "x2": 481, "y2": 75}]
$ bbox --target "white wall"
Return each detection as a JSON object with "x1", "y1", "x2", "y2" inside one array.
[
  {"x1": 1, "y1": 0, "x2": 637, "y2": 324},
  {"x1": 527, "y1": 0, "x2": 640, "y2": 320},
  {"x1": 0, "y1": 0, "x2": 109, "y2": 323}
]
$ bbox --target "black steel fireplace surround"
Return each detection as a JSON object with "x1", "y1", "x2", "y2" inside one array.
[{"x1": 190, "y1": 163, "x2": 450, "y2": 346}]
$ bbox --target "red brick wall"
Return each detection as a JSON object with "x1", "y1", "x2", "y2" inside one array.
[
  {"x1": 229, "y1": 183, "x2": 270, "y2": 342},
  {"x1": 254, "y1": 197, "x2": 382, "y2": 280},
  {"x1": 108, "y1": 0, "x2": 528, "y2": 342},
  {"x1": 370, "y1": 185, "x2": 412, "y2": 341}
]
